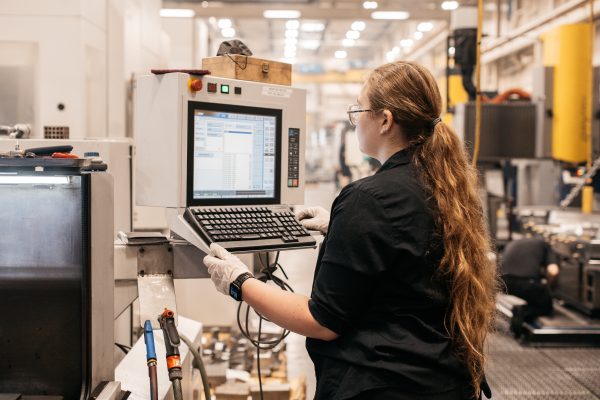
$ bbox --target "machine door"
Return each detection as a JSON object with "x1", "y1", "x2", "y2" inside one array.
[{"x1": 0, "y1": 174, "x2": 90, "y2": 398}]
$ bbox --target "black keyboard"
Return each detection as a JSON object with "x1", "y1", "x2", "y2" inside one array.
[{"x1": 184, "y1": 205, "x2": 317, "y2": 252}]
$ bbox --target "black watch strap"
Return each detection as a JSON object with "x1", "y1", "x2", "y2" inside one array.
[{"x1": 229, "y1": 272, "x2": 254, "y2": 301}]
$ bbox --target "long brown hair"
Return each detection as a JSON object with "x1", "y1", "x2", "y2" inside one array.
[{"x1": 366, "y1": 61, "x2": 498, "y2": 397}]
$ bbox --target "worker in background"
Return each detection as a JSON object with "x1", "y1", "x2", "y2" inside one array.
[
  {"x1": 203, "y1": 61, "x2": 498, "y2": 400},
  {"x1": 336, "y1": 122, "x2": 353, "y2": 189},
  {"x1": 501, "y1": 236, "x2": 559, "y2": 320},
  {"x1": 453, "y1": 28, "x2": 477, "y2": 101}
]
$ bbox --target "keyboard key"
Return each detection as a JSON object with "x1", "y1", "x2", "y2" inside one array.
[{"x1": 240, "y1": 234, "x2": 261, "y2": 239}]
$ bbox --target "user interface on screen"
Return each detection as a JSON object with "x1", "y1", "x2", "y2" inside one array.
[{"x1": 187, "y1": 102, "x2": 281, "y2": 205}]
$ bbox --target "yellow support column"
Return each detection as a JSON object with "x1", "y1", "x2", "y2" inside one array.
[
  {"x1": 552, "y1": 23, "x2": 592, "y2": 164},
  {"x1": 440, "y1": 74, "x2": 468, "y2": 126}
]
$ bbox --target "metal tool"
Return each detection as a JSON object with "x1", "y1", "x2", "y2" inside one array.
[{"x1": 158, "y1": 309, "x2": 184, "y2": 400}]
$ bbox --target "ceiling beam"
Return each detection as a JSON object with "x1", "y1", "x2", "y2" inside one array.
[{"x1": 164, "y1": 2, "x2": 451, "y2": 20}]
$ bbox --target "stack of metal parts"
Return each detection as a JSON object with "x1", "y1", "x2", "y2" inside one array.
[
  {"x1": 202, "y1": 328, "x2": 286, "y2": 384},
  {"x1": 507, "y1": 207, "x2": 600, "y2": 345},
  {"x1": 518, "y1": 208, "x2": 600, "y2": 317}
]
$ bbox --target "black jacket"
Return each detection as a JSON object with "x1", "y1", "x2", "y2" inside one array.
[{"x1": 306, "y1": 148, "x2": 473, "y2": 399}]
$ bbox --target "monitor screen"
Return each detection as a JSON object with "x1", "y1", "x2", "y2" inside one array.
[{"x1": 186, "y1": 101, "x2": 282, "y2": 206}]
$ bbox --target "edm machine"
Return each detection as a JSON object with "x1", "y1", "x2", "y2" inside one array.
[
  {"x1": 135, "y1": 72, "x2": 316, "y2": 254},
  {"x1": 107, "y1": 72, "x2": 318, "y2": 398},
  {"x1": 0, "y1": 158, "x2": 123, "y2": 398}
]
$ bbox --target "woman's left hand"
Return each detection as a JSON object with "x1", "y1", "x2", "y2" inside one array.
[{"x1": 203, "y1": 243, "x2": 252, "y2": 295}]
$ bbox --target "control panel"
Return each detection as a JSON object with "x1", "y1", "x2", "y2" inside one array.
[{"x1": 288, "y1": 128, "x2": 300, "y2": 187}]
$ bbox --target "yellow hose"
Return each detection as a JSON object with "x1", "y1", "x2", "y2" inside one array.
[{"x1": 472, "y1": 0, "x2": 484, "y2": 167}]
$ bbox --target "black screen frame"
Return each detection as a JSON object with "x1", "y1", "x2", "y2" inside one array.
[{"x1": 186, "y1": 101, "x2": 282, "y2": 206}]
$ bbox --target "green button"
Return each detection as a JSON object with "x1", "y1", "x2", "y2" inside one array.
[{"x1": 220, "y1": 84, "x2": 230, "y2": 94}]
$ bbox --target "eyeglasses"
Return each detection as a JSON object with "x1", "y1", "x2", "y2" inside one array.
[{"x1": 347, "y1": 104, "x2": 373, "y2": 127}]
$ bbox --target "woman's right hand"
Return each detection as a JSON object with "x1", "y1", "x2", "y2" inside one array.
[{"x1": 295, "y1": 206, "x2": 330, "y2": 234}]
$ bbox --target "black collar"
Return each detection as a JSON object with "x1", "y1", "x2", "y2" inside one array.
[{"x1": 376, "y1": 147, "x2": 413, "y2": 174}]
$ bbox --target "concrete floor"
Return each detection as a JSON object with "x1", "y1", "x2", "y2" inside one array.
[{"x1": 281, "y1": 182, "x2": 600, "y2": 400}]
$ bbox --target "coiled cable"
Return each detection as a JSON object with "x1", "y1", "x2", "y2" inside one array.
[{"x1": 236, "y1": 251, "x2": 293, "y2": 400}]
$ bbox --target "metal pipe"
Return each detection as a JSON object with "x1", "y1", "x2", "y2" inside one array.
[{"x1": 483, "y1": 0, "x2": 594, "y2": 54}]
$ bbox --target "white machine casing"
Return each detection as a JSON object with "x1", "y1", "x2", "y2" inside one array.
[{"x1": 135, "y1": 73, "x2": 307, "y2": 209}]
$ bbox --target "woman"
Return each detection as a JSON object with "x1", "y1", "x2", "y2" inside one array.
[{"x1": 203, "y1": 61, "x2": 498, "y2": 399}]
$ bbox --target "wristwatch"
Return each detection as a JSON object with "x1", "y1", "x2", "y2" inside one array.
[{"x1": 229, "y1": 272, "x2": 254, "y2": 301}]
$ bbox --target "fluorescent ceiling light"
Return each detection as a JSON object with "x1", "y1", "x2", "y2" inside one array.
[
  {"x1": 441, "y1": 1, "x2": 459, "y2": 10},
  {"x1": 301, "y1": 40, "x2": 321, "y2": 50},
  {"x1": 417, "y1": 22, "x2": 433, "y2": 32},
  {"x1": 392, "y1": 46, "x2": 400, "y2": 54},
  {"x1": 284, "y1": 49, "x2": 297, "y2": 58},
  {"x1": 264, "y1": 10, "x2": 301, "y2": 19},
  {"x1": 351, "y1": 21, "x2": 366, "y2": 31},
  {"x1": 0, "y1": 175, "x2": 70, "y2": 185},
  {"x1": 285, "y1": 37, "x2": 298, "y2": 45},
  {"x1": 285, "y1": 29, "x2": 299, "y2": 38},
  {"x1": 284, "y1": 43, "x2": 297, "y2": 51},
  {"x1": 301, "y1": 22, "x2": 325, "y2": 32},
  {"x1": 346, "y1": 30, "x2": 360, "y2": 40},
  {"x1": 217, "y1": 19, "x2": 232, "y2": 29},
  {"x1": 363, "y1": 1, "x2": 378, "y2": 10},
  {"x1": 286, "y1": 20, "x2": 300, "y2": 30},
  {"x1": 342, "y1": 38, "x2": 355, "y2": 47},
  {"x1": 160, "y1": 8, "x2": 195, "y2": 18},
  {"x1": 335, "y1": 50, "x2": 347, "y2": 59},
  {"x1": 371, "y1": 11, "x2": 410, "y2": 20},
  {"x1": 221, "y1": 28, "x2": 236, "y2": 38},
  {"x1": 386, "y1": 51, "x2": 396, "y2": 62},
  {"x1": 400, "y1": 39, "x2": 414, "y2": 47},
  {"x1": 414, "y1": 31, "x2": 423, "y2": 40}
]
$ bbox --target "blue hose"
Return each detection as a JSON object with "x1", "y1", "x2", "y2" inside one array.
[
  {"x1": 144, "y1": 320, "x2": 157, "y2": 361},
  {"x1": 144, "y1": 320, "x2": 158, "y2": 400}
]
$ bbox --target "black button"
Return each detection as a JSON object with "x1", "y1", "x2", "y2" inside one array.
[{"x1": 234, "y1": 86, "x2": 242, "y2": 95}]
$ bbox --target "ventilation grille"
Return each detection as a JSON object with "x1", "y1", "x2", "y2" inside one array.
[{"x1": 44, "y1": 126, "x2": 70, "y2": 139}]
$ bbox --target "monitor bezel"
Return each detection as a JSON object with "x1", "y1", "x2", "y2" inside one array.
[{"x1": 186, "y1": 101, "x2": 283, "y2": 206}]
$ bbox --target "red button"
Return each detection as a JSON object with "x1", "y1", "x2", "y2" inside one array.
[
  {"x1": 292, "y1": 179, "x2": 298, "y2": 186},
  {"x1": 189, "y1": 78, "x2": 202, "y2": 91},
  {"x1": 207, "y1": 83, "x2": 217, "y2": 93}
]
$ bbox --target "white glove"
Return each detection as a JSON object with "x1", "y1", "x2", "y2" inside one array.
[
  {"x1": 295, "y1": 206, "x2": 330, "y2": 234},
  {"x1": 202, "y1": 243, "x2": 252, "y2": 296}
]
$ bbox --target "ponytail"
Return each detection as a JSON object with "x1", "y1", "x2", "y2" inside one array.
[{"x1": 415, "y1": 122, "x2": 498, "y2": 397}]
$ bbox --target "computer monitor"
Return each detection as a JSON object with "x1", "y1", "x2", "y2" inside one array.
[
  {"x1": 135, "y1": 73, "x2": 306, "y2": 209},
  {"x1": 186, "y1": 102, "x2": 282, "y2": 206}
]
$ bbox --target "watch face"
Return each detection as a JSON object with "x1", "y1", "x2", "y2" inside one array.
[{"x1": 230, "y1": 285, "x2": 242, "y2": 301}]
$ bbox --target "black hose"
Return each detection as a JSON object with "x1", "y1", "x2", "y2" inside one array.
[
  {"x1": 172, "y1": 378, "x2": 183, "y2": 400},
  {"x1": 257, "y1": 317, "x2": 264, "y2": 400},
  {"x1": 181, "y1": 334, "x2": 212, "y2": 400},
  {"x1": 235, "y1": 251, "x2": 291, "y2": 400}
]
